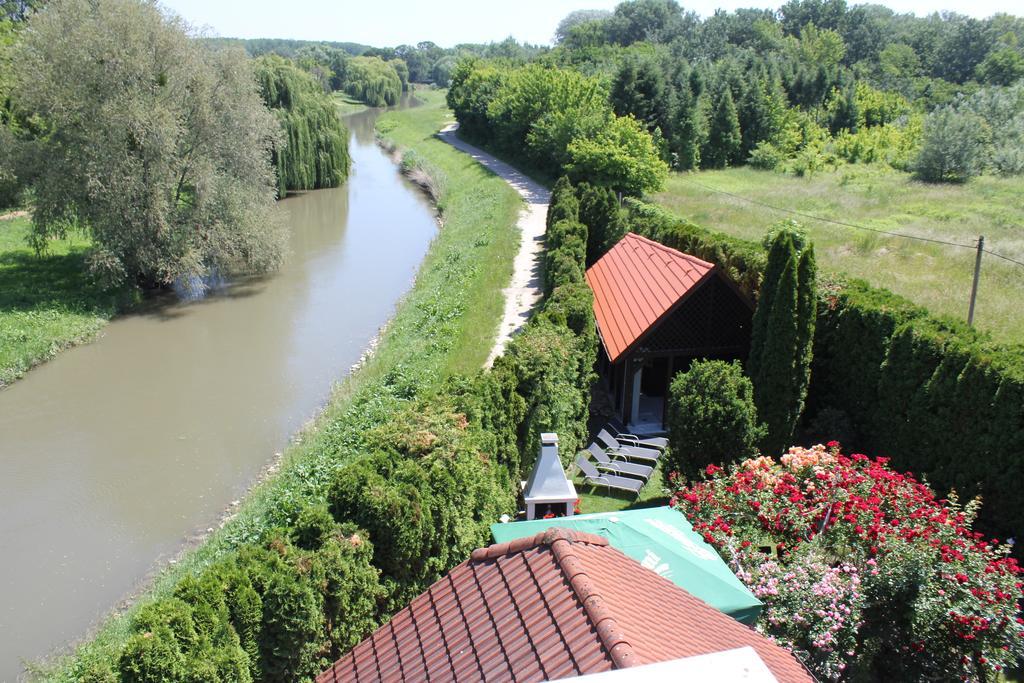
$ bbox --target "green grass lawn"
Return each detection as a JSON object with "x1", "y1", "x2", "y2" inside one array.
[
  {"x1": 0, "y1": 216, "x2": 133, "y2": 387},
  {"x1": 651, "y1": 165, "x2": 1024, "y2": 344},
  {"x1": 43, "y1": 89, "x2": 522, "y2": 681}
]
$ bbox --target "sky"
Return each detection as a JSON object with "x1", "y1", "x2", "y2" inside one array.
[{"x1": 159, "y1": 0, "x2": 1022, "y2": 48}]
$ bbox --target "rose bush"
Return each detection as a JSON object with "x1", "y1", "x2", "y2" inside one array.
[{"x1": 671, "y1": 443, "x2": 1024, "y2": 681}]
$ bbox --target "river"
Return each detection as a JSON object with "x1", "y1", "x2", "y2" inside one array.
[{"x1": 0, "y1": 102, "x2": 437, "y2": 681}]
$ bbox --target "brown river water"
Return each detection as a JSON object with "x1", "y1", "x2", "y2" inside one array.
[{"x1": 0, "y1": 103, "x2": 437, "y2": 680}]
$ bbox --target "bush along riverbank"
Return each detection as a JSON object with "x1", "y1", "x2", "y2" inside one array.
[{"x1": 41, "y1": 93, "x2": 525, "y2": 681}]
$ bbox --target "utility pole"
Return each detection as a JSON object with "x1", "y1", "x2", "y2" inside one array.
[{"x1": 968, "y1": 236, "x2": 984, "y2": 327}]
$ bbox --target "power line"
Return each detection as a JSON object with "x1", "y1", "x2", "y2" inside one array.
[{"x1": 983, "y1": 248, "x2": 1024, "y2": 269}]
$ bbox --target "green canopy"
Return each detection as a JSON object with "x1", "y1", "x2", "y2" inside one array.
[{"x1": 490, "y1": 506, "x2": 762, "y2": 625}]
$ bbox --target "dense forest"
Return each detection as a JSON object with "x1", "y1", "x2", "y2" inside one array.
[{"x1": 447, "y1": 0, "x2": 1024, "y2": 184}]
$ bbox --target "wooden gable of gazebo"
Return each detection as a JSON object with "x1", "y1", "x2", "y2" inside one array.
[{"x1": 585, "y1": 233, "x2": 753, "y2": 432}]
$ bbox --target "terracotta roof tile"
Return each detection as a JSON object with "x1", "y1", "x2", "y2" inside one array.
[
  {"x1": 317, "y1": 527, "x2": 813, "y2": 683},
  {"x1": 585, "y1": 233, "x2": 716, "y2": 363}
]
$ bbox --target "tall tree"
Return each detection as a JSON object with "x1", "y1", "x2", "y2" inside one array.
[
  {"x1": 13, "y1": 0, "x2": 285, "y2": 287},
  {"x1": 555, "y1": 9, "x2": 612, "y2": 44},
  {"x1": 703, "y1": 85, "x2": 741, "y2": 168},
  {"x1": 672, "y1": 77, "x2": 701, "y2": 169},
  {"x1": 611, "y1": 54, "x2": 672, "y2": 147},
  {"x1": 748, "y1": 227, "x2": 816, "y2": 455}
]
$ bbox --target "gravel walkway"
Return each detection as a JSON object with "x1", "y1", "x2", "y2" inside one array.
[{"x1": 437, "y1": 123, "x2": 549, "y2": 367}]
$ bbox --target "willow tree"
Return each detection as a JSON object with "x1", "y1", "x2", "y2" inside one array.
[
  {"x1": 343, "y1": 56, "x2": 402, "y2": 107},
  {"x1": 13, "y1": 0, "x2": 284, "y2": 288},
  {"x1": 255, "y1": 55, "x2": 349, "y2": 197}
]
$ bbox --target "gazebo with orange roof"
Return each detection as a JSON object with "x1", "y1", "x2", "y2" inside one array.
[{"x1": 585, "y1": 233, "x2": 753, "y2": 433}]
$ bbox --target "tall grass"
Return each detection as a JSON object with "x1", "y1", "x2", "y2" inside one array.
[{"x1": 652, "y1": 165, "x2": 1024, "y2": 343}]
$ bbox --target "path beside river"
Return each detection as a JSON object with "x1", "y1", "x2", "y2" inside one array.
[{"x1": 437, "y1": 123, "x2": 549, "y2": 367}]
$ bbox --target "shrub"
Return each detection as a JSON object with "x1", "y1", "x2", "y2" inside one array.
[
  {"x1": 913, "y1": 106, "x2": 987, "y2": 182},
  {"x1": 672, "y1": 444, "x2": 1024, "y2": 681},
  {"x1": 665, "y1": 360, "x2": 765, "y2": 479},
  {"x1": 566, "y1": 113, "x2": 669, "y2": 196},
  {"x1": 327, "y1": 455, "x2": 435, "y2": 590}
]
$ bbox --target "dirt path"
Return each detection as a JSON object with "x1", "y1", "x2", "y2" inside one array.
[{"x1": 437, "y1": 123, "x2": 549, "y2": 367}]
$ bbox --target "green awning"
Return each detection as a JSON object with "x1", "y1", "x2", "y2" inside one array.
[{"x1": 490, "y1": 506, "x2": 762, "y2": 625}]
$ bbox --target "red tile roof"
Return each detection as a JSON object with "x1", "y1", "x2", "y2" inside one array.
[
  {"x1": 585, "y1": 233, "x2": 716, "y2": 363},
  {"x1": 317, "y1": 528, "x2": 813, "y2": 683}
]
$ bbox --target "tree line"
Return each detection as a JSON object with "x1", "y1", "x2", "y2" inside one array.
[{"x1": 539, "y1": 0, "x2": 1024, "y2": 181}]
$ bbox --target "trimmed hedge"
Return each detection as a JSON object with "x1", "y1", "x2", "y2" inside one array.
[
  {"x1": 117, "y1": 520, "x2": 381, "y2": 683},
  {"x1": 624, "y1": 199, "x2": 1024, "y2": 544}
]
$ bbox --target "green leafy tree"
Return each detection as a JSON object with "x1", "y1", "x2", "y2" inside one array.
[
  {"x1": 255, "y1": 55, "x2": 349, "y2": 197},
  {"x1": 665, "y1": 360, "x2": 765, "y2": 479},
  {"x1": 748, "y1": 227, "x2": 816, "y2": 455},
  {"x1": 566, "y1": 114, "x2": 668, "y2": 196},
  {"x1": 13, "y1": 0, "x2": 284, "y2": 287},
  {"x1": 976, "y1": 44, "x2": 1024, "y2": 86},
  {"x1": 607, "y1": 0, "x2": 685, "y2": 45},
  {"x1": 828, "y1": 83, "x2": 859, "y2": 134},
  {"x1": 703, "y1": 86, "x2": 742, "y2": 168},
  {"x1": 738, "y1": 71, "x2": 786, "y2": 157},
  {"x1": 555, "y1": 9, "x2": 612, "y2": 43}
]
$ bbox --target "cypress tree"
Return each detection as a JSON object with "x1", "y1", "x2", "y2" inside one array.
[
  {"x1": 704, "y1": 86, "x2": 741, "y2": 168},
  {"x1": 748, "y1": 228, "x2": 816, "y2": 455},
  {"x1": 795, "y1": 244, "x2": 817, "y2": 423}
]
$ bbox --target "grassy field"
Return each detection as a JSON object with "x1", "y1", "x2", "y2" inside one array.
[
  {"x1": 652, "y1": 165, "x2": 1024, "y2": 344},
  {"x1": 43, "y1": 90, "x2": 522, "y2": 681},
  {"x1": 0, "y1": 216, "x2": 133, "y2": 387}
]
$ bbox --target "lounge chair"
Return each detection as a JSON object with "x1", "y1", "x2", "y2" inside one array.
[
  {"x1": 575, "y1": 454, "x2": 644, "y2": 497},
  {"x1": 607, "y1": 417, "x2": 668, "y2": 450},
  {"x1": 596, "y1": 430, "x2": 661, "y2": 464},
  {"x1": 586, "y1": 444, "x2": 653, "y2": 480}
]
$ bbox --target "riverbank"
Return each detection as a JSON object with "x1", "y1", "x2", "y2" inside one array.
[
  {"x1": 0, "y1": 215, "x2": 135, "y2": 388},
  {"x1": 40, "y1": 93, "x2": 521, "y2": 682}
]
